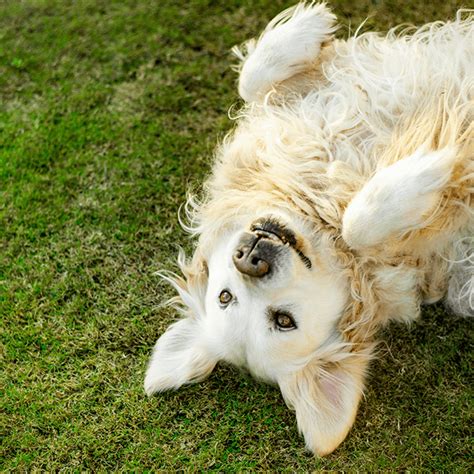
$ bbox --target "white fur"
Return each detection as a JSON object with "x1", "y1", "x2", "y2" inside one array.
[
  {"x1": 146, "y1": 3, "x2": 474, "y2": 457},
  {"x1": 234, "y1": 2, "x2": 336, "y2": 102},
  {"x1": 342, "y1": 145, "x2": 459, "y2": 249},
  {"x1": 446, "y1": 237, "x2": 474, "y2": 316}
]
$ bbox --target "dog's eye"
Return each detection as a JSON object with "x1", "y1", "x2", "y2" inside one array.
[
  {"x1": 274, "y1": 311, "x2": 297, "y2": 331},
  {"x1": 218, "y1": 290, "x2": 233, "y2": 306}
]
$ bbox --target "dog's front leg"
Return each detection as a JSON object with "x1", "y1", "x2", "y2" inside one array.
[
  {"x1": 342, "y1": 145, "x2": 459, "y2": 250},
  {"x1": 233, "y1": 2, "x2": 337, "y2": 103}
]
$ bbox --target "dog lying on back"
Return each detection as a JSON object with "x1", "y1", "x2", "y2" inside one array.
[{"x1": 145, "y1": 3, "x2": 473, "y2": 455}]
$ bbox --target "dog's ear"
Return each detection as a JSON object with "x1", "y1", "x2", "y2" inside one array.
[
  {"x1": 342, "y1": 145, "x2": 458, "y2": 250},
  {"x1": 233, "y1": 2, "x2": 337, "y2": 102},
  {"x1": 278, "y1": 351, "x2": 369, "y2": 456},
  {"x1": 144, "y1": 255, "x2": 216, "y2": 395},
  {"x1": 144, "y1": 317, "x2": 216, "y2": 395}
]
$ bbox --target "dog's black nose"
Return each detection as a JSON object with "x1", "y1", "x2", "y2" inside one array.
[{"x1": 233, "y1": 233, "x2": 278, "y2": 277}]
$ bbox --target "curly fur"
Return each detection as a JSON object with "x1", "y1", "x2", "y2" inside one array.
[{"x1": 145, "y1": 3, "x2": 473, "y2": 456}]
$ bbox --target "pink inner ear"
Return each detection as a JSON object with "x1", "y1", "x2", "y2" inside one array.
[{"x1": 319, "y1": 370, "x2": 345, "y2": 409}]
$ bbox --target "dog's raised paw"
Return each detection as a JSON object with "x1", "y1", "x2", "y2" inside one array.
[
  {"x1": 234, "y1": 2, "x2": 337, "y2": 102},
  {"x1": 342, "y1": 145, "x2": 459, "y2": 249}
]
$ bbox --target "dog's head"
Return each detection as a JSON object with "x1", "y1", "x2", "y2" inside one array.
[
  {"x1": 145, "y1": 210, "x2": 371, "y2": 456},
  {"x1": 196, "y1": 213, "x2": 350, "y2": 381}
]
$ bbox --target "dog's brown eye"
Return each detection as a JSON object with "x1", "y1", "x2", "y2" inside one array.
[
  {"x1": 275, "y1": 312, "x2": 296, "y2": 331},
  {"x1": 219, "y1": 290, "x2": 233, "y2": 306}
]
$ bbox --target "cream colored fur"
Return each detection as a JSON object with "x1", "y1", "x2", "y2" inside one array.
[{"x1": 145, "y1": 3, "x2": 474, "y2": 456}]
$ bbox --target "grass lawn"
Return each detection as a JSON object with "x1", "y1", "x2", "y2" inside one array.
[{"x1": 1, "y1": 0, "x2": 472, "y2": 470}]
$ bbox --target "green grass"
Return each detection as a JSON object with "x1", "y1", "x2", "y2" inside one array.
[{"x1": 1, "y1": 0, "x2": 472, "y2": 470}]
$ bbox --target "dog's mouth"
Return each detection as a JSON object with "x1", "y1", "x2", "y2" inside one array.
[{"x1": 250, "y1": 218, "x2": 312, "y2": 269}]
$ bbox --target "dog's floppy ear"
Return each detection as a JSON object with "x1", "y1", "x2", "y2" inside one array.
[
  {"x1": 342, "y1": 145, "x2": 458, "y2": 250},
  {"x1": 144, "y1": 255, "x2": 217, "y2": 395},
  {"x1": 144, "y1": 317, "x2": 216, "y2": 395},
  {"x1": 278, "y1": 350, "x2": 370, "y2": 456}
]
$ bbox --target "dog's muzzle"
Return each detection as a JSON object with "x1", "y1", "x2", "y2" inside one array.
[
  {"x1": 232, "y1": 219, "x2": 296, "y2": 278},
  {"x1": 233, "y1": 218, "x2": 312, "y2": 277},
  {"x1": 232, "y1": 232, "x2": 284, "y2": 278}
]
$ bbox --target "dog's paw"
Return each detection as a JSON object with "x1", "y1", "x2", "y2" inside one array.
[
  {"x1": 342, "y1": 145, "x2": 458, "y2": 249},
  {"x1": 234, "y1": 2, "x2": 336, "y2": 102}
]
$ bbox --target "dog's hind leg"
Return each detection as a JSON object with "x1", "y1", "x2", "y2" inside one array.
[{"x1": 233, "y1": 2, "x2": 337, "y2": 103}]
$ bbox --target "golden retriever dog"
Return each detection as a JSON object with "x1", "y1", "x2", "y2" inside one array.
[{"x1": 145, "y1": 2, "x2": 473, "y2": 456}]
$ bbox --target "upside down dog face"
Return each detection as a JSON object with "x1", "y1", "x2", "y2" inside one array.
[
  {"x1": 203, "y1": 215, "x2": 348, "y2": 382},
  {"x1": 145, "y1": 212, "x2": 370, "y2": 456}
]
